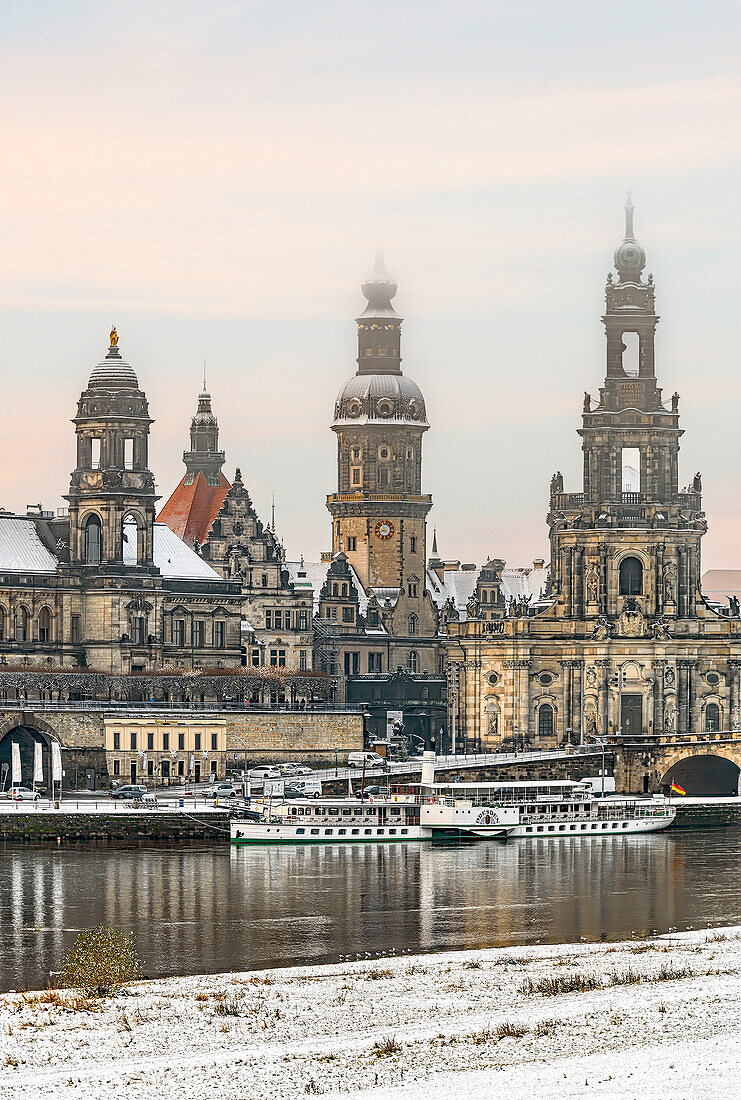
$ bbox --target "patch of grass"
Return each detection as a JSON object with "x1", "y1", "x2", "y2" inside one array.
[
  {"x1": 471, "y1": 1021, "x2": 529, "y2": 1044},
  {"x1": 521, "y1": 973, "x2": 602, "y2": 996},
  {"x1": 371, "y1": 1034, "x2": 402, "y2": 1058},
  {"x1": 609, "y1": 964, "x2": 694, "y2": 987},
  {"x1": 363, "y1": 968, "x2": 393, "y2": 980},
  {"x1": 214, "y1": 994, "x2": 244, "y2": 1018},
  {"x1": 463, "y1": 959, "x2": 482, "y2": 970},
  {"x1": 534, "y1": 1018, "x2": 561, "y2": 1037}
]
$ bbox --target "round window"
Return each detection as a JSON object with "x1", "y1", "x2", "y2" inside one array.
[
  {"x1": 707, "y1": 672, "x2": 720, "y2": 686},
  {"x1": 378, "y1": 446, "x2": 389, "y2": 460},
  {"x1": 487, "y1": 671, "x2": 499, "y2": 687},
  {"x1": 539, "y1": 672, "x2": 553, "y2": 686},
  {"x1": 347, "y1": 399, "x2": 362, "y2": 418},
  {"x1": 377, "y1": 400, "x2": 394, "y2": 418},
  {"x1": 409, "y1": 399, "x2": 420, "y2": 418}
]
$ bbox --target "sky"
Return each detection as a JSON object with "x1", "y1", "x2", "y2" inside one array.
[{"x1": 2, "y1": 0, "x2": 741, "y2": 571}]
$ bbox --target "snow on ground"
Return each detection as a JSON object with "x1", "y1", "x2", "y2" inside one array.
[{"x1": 1, "y1": 927, "x2": 740, "y2": 1099}]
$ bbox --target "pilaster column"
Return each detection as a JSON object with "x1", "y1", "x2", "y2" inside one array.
[
  {"x1": 730, "y1": 660, "x2": 741, "y2": 730},
  {"x1": 652, "y1": 660, "x2": 665, "y2": 735},
  {"x1": 597, "y1": 660, "x2": 610, "y2": 739}
]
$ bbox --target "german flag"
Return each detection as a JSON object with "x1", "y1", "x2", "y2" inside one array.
[{"x1": 670, "y1": 781, "x2": 686, "y2": 796}]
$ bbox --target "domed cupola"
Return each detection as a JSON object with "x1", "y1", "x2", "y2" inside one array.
[
  {"x1": 332, "y1": 251, "x2": 429, "y2": 429},
  {"x1": 613, "y1": 193, "x2": 647, "y2": 284},
  {"x1": 87, "y1": 327, "x2": 140, "y2": 389}
]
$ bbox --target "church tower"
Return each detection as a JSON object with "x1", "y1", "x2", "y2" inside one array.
[
  {"x1": 183, "y1": 385, "x2": 225, "y2": 487},
  {"x1": 547, "y1": 200, "x2": 706, "y2": 623},
  {"x1": 327, "y1": 252, "x2": 432, "y2": 596},
  {"x1": 66, "y1": 329, "x2": 159, "y2": 569}
]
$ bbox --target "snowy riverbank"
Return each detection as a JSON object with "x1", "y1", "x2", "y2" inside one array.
[{"x1": 2, "y1": 927, "x2": 740, "y2": 1099}]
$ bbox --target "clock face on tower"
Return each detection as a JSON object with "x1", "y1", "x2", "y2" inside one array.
[{"x1": 375, "y1": 520, "x2": 394, "y2": 540}]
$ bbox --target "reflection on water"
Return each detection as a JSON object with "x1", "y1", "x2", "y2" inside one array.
[{"x1": 1, "y1": 831, "x2": 740, "y2": 991}]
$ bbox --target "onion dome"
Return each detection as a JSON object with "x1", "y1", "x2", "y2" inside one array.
[
  {"x1": 613, "y1": 194, "x2": 647, "y2": 283},
  {"x1": 333, "y1": 251, "x2": 428, "y2": 429},
  {"x1": 193, "y1": 388, "x2": 217, "y2": 425},
  {"x1": 334, "y1": 373, "x2": 427, "y2": 427},
  {"x1": 87, "y1": 332, "x2": 139, "y2": 389}
]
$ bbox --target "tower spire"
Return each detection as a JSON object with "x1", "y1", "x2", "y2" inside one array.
[{"x1": 203, "y1": 358, "x2": 207, "y2": 392}]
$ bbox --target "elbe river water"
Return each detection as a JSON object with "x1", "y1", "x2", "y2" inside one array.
[{"x1": 1, "y1": 830, "x2": 740, "y2": 991}]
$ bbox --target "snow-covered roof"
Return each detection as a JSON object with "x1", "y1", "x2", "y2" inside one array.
[
  {"x1": 426, "y1": 565, "x2": 478, "y2": 616},
  {"x1": 124, "y1": 523, "x2": 223, "y2": 581},
  {"x1": 0, "y1": 517, "x2": 59, "y2": 574},
  {"x1": 426, "y1": 560, "x2": 551, "y2": 620}
]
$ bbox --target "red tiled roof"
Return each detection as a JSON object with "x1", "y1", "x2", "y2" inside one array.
[{"x1": 157, "y1": 471, "x2": 230, "y2": 548}]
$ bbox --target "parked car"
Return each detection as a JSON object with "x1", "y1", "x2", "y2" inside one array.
[
  {"x1": 110, "y1": 784, "x2": 149, "y2": 800},
  {"x1": 248, "y1": 767, "x2": 281, "y2": 780},
  {"x1": 361, "y1": 786, "x2": 391, "y2": 798},
  {"x1": 282, "y1": 783, "x2": 307, "y2": 799},
  {"x1": 275, "y1": 763, "x2": 302, "y2": 776},
  {"x1": 348, "y1": 751, "x2": 386, "y2": 769},
  {"x1": 5, "y1": 786, "x2": 41, "y2": 801},
  {"x1": 204, "y1": 783, "x2": 238, "y2": 800}
]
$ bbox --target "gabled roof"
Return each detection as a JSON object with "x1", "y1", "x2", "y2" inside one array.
[{"x1": 157, "y1": 470, "x2": 230, "y2": 548}]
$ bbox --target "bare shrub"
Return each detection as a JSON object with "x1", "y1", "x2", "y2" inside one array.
[
  {"x1": 372, "y1": 1034, "x2": 402, "y2": 1057},
  {"x1": 463, "y1": 959, "x2": 482, "y2": 970},
  {"x1": 59, "y1": 925, "x2": 141, "y2": 997}
]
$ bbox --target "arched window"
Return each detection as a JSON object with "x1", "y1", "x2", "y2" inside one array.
[
  {"x1": 341, "y1": 583, "x2": 348, "y2": 597},
  {"x1": 705, "y1": 703, "x2": 721, "y2": 732},
  {"x1": 332, "y1": 583, "x2": 339, "y2": 597},
  {"x1": 84, "y1": 514, "x2": 101, "y2": 566},
  {"x1": 538, "y1": 703, "x2": 554, "y2": 740},
  {"x1": 408, "y1": 614, "x2": 418, "y2": 635},
  {"x1": 38, "y1": 607, "x2": 52, "y2": 644},
  {"x1": 15, "y1": 606, "x2": 30, "y2": 643},
  {"x1": 407, "y1": 650, "x2": 418, "y2": 673},
  {"x1": 619, "y1": 556, "x2": 643, "y2": 595}
]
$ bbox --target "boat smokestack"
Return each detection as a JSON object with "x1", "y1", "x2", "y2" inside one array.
[{"x1": 421, "y1": 750, "x2": 436, "y2": 789}]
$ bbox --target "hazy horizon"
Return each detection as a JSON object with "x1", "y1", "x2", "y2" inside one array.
[{"x1": 3, "y1": 1, "x2": 741, "y2": 572}]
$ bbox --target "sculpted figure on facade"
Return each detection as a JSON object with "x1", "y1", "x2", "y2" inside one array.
[
  {"x1": 592, "y1": 614, "x2": 612, "y2": 641},
  {"x1": 586, "y1": 568, "x2": 599, "y2": 605},
  {"x1": 664, "y1": 697, "x2": 677, "y2": 732},
  {"x1": 663, "y1": 567, "x2": 675, "y2": 605}
]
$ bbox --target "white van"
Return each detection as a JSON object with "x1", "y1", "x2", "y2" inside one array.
[
  {"x1": 348, "y1": 751, "x2": 386, "y2": 769},
  {"x1": 575, "y1": 775, "x2": 616, "y2": 796},
  {"x1": 287, "y1": 777, "x2": 322, "y2": 798}
]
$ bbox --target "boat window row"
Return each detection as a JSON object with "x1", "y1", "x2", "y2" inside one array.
[
  {"x1": 287, "y1": 805, "x2": 406, "y2": 816},
  {"x1": 261, "y1": 827, "x2": 411, "y2": 836}
]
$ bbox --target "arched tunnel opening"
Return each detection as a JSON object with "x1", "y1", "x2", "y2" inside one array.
[{"x1": 661, "y1": 754, "x2": 741, "y2": 797}]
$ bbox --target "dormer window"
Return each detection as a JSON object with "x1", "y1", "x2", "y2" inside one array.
[
  {"x1": 377, "y1": 400, "x2": 393, "y2": 418},
  {"x1": 348, "y1": 399, "x2": 362, "y2": 418}
]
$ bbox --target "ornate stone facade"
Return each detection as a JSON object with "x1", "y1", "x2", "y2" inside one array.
[
  {"x1": 447, "y1": 202, "x2": 741, "y2": 750},
  {"x1": 0, "y1": 335, "x2": 244, "y2": 674}
]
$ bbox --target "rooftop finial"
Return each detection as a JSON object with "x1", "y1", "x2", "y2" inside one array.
[
  {"x1": 432, "y1": 527, "x2": 438, "y2": 557},
  {"x1": 203, "y1": 358, "x2": 207, "y2": 392},
  {"x1": 109, "y1": 325, "x2": 119, "y2": 347},
  {"x1": 624, "y1": 192, "x2": 635, "y2": 239},
  {"x1": 361, "y1": 247, "x2": 398, "y2": 310},
  {"x1": 271, "y1": 492, "x2": 275, "y2": 533}
]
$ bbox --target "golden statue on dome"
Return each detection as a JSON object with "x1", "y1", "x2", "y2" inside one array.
[{"x1": 109, "y1": 326, "x2": 119, "y2": 347}]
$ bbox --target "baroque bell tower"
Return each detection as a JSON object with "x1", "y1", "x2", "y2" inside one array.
[
  {"x1": 327, "y1": 253, "x2": 432, "y2": 596},
  {"x1": 66, "y1": 329, "x2": 159, "y2": 570},
  {"x1": 547, "y1": 200, "x2": 706, "y2": 624}
]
